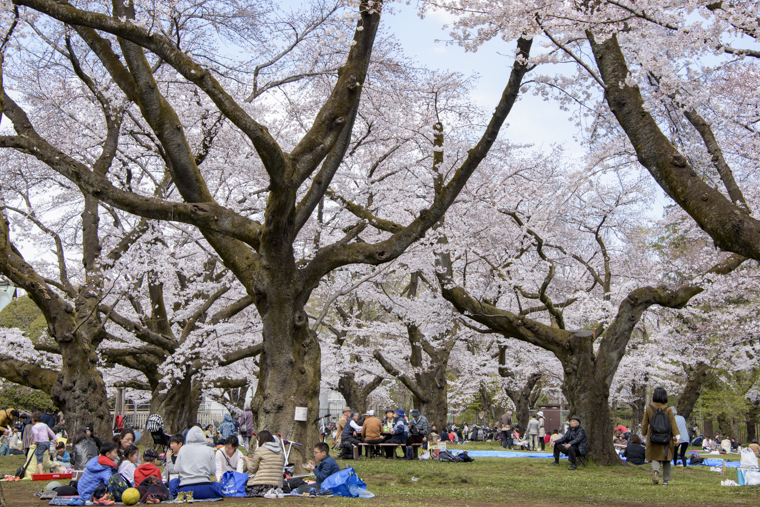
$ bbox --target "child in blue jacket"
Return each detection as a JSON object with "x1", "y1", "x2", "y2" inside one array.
[{"x1": 77, "y1": 442, "x2": 118, "y2": 500}]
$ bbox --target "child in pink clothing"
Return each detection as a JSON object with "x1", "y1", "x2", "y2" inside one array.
[{"x1": 31, "y1": 411, "x2": 57, "y2": 474}]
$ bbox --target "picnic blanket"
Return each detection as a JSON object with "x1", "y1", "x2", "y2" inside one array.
[{"x1": 448, "y1": 450, "x2": 561, "y2": 459}]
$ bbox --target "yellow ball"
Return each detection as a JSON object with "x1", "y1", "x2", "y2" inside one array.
[{"x1": 122, "y1": 488, "x2": 140, "y2": 505}]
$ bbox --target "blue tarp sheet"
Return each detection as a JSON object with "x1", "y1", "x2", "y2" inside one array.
[{"x1": 447, "y1": 449, "x2": 742, "y2": 467}]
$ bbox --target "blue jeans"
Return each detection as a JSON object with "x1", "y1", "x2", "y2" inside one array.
[
  {"x1": 0, "y1": 445, "x2": 9, "y2": 455},
  {"x1": 34, "y1": 441, "x2": 50, "y2": 465},
  {"x1": 177, "y1": 482, "x2": 222, "y2": 499}
]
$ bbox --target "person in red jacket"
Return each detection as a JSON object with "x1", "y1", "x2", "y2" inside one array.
[{"x1": 133, "y1": 449, "x2": 162, "y2": 487}]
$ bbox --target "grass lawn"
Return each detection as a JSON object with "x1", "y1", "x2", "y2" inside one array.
[{"x1": 1, "y1": 442, "x2": 757, "y2": 506}]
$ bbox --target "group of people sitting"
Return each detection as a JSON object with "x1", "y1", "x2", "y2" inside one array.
[
  {"x1": 75, "y1": 425, "x2": 346, "y2": 503},
  {"x1": 335, "y1": 407, "x2": 431, "y2": 460}
]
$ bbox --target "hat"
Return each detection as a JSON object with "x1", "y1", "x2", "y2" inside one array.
[
  {"x1": 385, "y1": 408, "x2": 395, "y2": 414},
  {"x1": 537, "y1": 411, "x2": 543, "y2": 417},
  {"x1": 570, "y1": 415, "x2": 581, "y2": 423},
  {"x1": 342, "y1": 407, "x2": 352, "y2": 413},
  {"x1": 395, "y1": 409, "x2": 405, "y2": 417},
  {"x1": 143, "y1": 448, "x2": 159, "y2": 461},
  {"x1": 410, "y1": 409, "x2": 420, "y2": 417},
  {"x1": 365, "y1": 410, "x2": 375, "y2": 417}
]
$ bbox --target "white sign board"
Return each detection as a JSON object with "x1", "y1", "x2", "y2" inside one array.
[{"x1": 294, "y1": 407, "x2": 308, "y2": 422}]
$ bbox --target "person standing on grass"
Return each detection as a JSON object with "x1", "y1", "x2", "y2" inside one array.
[
  {"x1": 527, "y1": 414, "x2": 540, "y2": 451},
  {"x1": 550, "y1": 416, "x2": 587, "y2": 470},
  {"x1": 238, "y1": 401, "x2": 254, "y2": 453},
  {"x1": 671, "y1": 407, "x2": 689, "y2": 467},
  {"x1": 31, "y1": 411, "x2": 57, "y2": 474},
  {"x1": 500, "y1": 410, "x2": 513, "y2": 449},
  {"x1": 642, "y1": 387, "x2": 680, "y2": 486}
]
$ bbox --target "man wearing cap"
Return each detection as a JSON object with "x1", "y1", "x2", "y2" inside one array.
[
  {"x1": 361, "y1": 410, "x2": 383, "y2": 458},
  {"x1": 334, "y1": 407, "x2": 352, "y2": 450},
  {"x1": 408, "y1": 409, "x2": 431, "y2": 459},
  {"x1": 550, "y1": 415, "x2": 587, "y2": 470}
]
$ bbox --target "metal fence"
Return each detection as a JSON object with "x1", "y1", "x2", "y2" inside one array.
[{"x1": 116, "y1": 409, "x2": 231, "y2": 433}]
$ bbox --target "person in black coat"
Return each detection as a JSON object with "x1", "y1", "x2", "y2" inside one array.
[
  {"x1": 550, "y1": 415, "x2": 588, "y2": 470},
  {"x1": 623, "y1": 435, "x2": 646, "y2": 465}
]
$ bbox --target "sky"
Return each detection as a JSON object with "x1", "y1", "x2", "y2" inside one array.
[{"x1": 385, "y1": 2, "x2": 583, "y2": 153}]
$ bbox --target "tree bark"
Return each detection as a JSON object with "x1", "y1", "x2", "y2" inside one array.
[
  {"x1": 337, "y1": 373, "x2": 383, "y2": 416},
  {"x1": 149, "y1": 374, "x2": 201, "y2": 436},
  {"x1": 745, "y1": 399, "x2": 759, "y2": 443},
  {"x1": 251, "y1": 294, "x2": 321, "y2": 468},
  {"x1": 676, "y1": 362, "x2": 711, "y2": 420}
]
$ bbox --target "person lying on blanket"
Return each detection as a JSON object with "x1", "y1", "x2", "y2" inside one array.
[{"x1": 303, "y1": 442, "x2": 340, "y2": 493}]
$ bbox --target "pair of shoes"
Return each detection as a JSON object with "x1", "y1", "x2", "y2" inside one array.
[
  {"x1": 275, "y1": 488, "x2": 285, "y2": 499},
  {"x1": 550, "y1": 461, "x2": 559, "y2": 466},
  {"x1": 264, "y1": 488, "x2": 277, "y2": 499},
  {"x1": 93, "y1": 494, "x2": 115, "y2": 506},
  {"x1": 568, "y1": 463, "x2": 577, "y2": 470},
  {"x1": 652, "y1": 469, "x2": 660, "y2": 485},
  {"x1": 662, "y1": 481, "x2": 669, "y2": 486}
]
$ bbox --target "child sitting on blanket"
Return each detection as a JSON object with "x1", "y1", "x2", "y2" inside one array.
[{"x1": 303, "y1": 442, "x2": 340, "y2": 493}]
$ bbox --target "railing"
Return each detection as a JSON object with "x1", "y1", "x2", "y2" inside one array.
[{"x1": 114, "y1": 409, "x2": 232, "y2": 434}]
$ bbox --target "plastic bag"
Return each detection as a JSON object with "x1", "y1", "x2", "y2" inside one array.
[
  {"x1": 220, "y1": 471, "x2": 248, "y2": 497},
  {"x1": 737, "y1": 468, "x2": 760, "y2": 486},
  {"x1": 740, "y1": 449, "x2": 759, "y2": 468},
  {"x1": 320, "y1": 467, "x2": 367, "y2": 498},
  {"x1": 419, "y1": 450, "x2": 430, "y2": 460}
]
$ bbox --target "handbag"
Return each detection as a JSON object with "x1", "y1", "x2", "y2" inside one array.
[
  {"x1": 14, "y1": 451, "x2": 35, "y2": 479},
  {"x1": 220, "y1": 470, "x2": 248, "y2": 497},
  {"x1": 320, "y1": 467, "x2": 368, "y2": 497}
]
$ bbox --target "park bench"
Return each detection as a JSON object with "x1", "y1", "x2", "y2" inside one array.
[{"x1": 353, "y1": 442, "x2": 423, "y2": 459}]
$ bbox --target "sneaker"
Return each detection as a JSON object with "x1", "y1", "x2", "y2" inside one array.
[
  {"x1": 550, "y1": 461, "x2": 559, "y2": 465},
  {"x1": 309, "y1": 487, "x2": 317, "y2": 497},
  {"x1": 146, "y1": 495, "x2": 161, "y2": 504},
  {"x1": 275, "y1": 488, "x2": 285, "y2": 499},
  {"x1": 652, "y1": 469, "x2": 660, "y2": 485},
  {"x1": 184, "y1": 491, "x2": 193, "y2": 502},
  {"x1": 663, "y1": 481, "x2": 669, "y2": 486},
  {"x1": 568, "y1": 463, "x2": 577, "y2": 470},
  {"x1": 173, "y1": 492, "x2": 185, "y2": 503},
  {"x1": 264, "y1": 489, "x2": 277, "y2": 499},
  {"x1": 93, "y1": 494, "x2": 115, "y2": 506}
]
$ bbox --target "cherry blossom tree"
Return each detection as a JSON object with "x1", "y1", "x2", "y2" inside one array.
[{"x1": 0, "y1": 0, "x2": 535, "y2": 463}]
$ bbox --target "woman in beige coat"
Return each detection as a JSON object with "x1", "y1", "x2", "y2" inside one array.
[
  {"x1": 244, "y1": 430, "x2": 285, "y2": 497},
  {"x1": 641, "y1": 387, "x2": 681, "y2": 486}
]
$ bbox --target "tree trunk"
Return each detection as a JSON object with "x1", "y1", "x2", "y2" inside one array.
[
  {"x1": 746, "y1": 400, "x2": 759, "y2": 443},
  {"x1": 563, "y1": 348, "x2": 619, "y2": 465},
  {"x1": 676, "y1": 362, "x2": 711, "y2": 420},
  {"x1": 704, "y1": 418, "x2": 714, "y2": 438},
  {"x1": 252, "y1": 294, "x2": 320, "y2": 469},
  {"x1": 149, "y1": 372, "x2": 201, "y2": 437},
  {"x1": 414, "y1": 364, "x2": 448, "y2": 430},
  {"x1": 717, "y1": 413, "x2": 733, "y2": 438},
  {"x1": 51, "y1": 338, "x2": 112, "y2": 439},
  {"x1": 337, "y1": 373, "x2": 383, "y2": 416}
]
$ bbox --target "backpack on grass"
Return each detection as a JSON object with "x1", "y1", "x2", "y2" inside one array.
[
  {"x1": 648, "y1": 405, "x2": 672, "y2": 444},
  {"x1": 108, "y1": 473, "x2": 130, "y2": 502},
  {"x1": 688, "y1": 452, "x2": 704, "y2": 466},
  {"x1": 438, "y1": 450, "x2": 463, "y2": 462}
]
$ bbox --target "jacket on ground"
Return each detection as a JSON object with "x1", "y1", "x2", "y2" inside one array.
[
  {"x1": 175, "y1": 426, "x2": 216, "y2": 486},
  {"x1": 245, "y1": 437, "x2": 284, "y2": 487},
  {"x1": 642, "y1": 403, "x2": 679, "y2": 462},
  {"x1": 77, "y1": 456, "x2": 116, "y2": 500}
]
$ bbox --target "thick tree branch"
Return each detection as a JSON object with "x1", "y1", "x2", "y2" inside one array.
[
  {"x1": 0, "y1": 355, "x2": 58, "y2": 393},
  {"x1": 587, "y1": 32, "x2": 760, "y2": 261}
]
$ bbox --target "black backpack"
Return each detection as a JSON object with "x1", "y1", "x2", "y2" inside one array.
[
  {"x1": 649, "y1": 405, "x2": 672, "y2": 444},
  {"x1": 688, "y1": 452, "x2": 704, "y2": 465}
]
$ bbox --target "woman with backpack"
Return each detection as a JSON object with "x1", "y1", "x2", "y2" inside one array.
[{"x1": 641, "y1": 387, "x2": 680, "y2": 486}]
